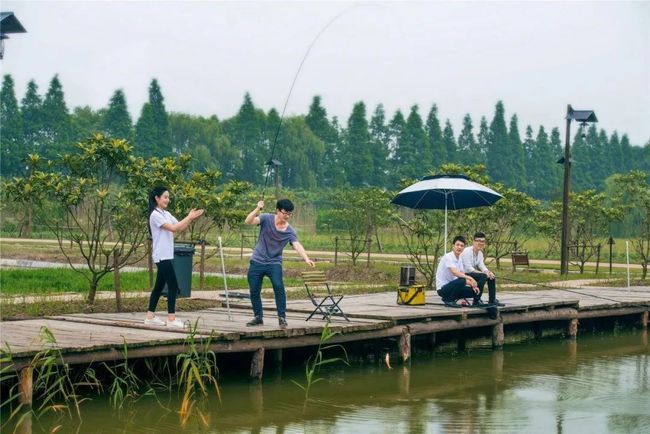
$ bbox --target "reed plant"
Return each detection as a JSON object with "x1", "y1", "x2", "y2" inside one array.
[
  {"x1": 292, "y1": 321, "x2": 349, "y2": 410},
  {"x1": 102, "y1": 341, "x2": 142, "y2": 410},
  {"x1": 176, "y1": 320, "x2": 221, "y2": 427},
  {"x1": 0, "y1": 347, "x2": 31, "y2": 433}
]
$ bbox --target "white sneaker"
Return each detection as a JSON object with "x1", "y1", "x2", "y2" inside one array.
[
  {"x1": 144, "y1": 316, "x2": 166, "y2": 326},
  {"x1": 166, "y1": 319, "x2": 187, "y2": 329}
]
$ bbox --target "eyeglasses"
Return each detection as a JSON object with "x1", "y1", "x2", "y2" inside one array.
[{"x1": 279, "y1": 210, "x2": 293, "y2": 217}]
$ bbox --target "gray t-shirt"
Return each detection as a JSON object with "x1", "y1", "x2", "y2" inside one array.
[{"x1": 251, "y1": 214, "x2": 298, "y2": 265}]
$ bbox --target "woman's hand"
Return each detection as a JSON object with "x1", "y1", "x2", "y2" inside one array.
[{"x1": 188, "y1": 208, "x2": 204, "y2": 220}]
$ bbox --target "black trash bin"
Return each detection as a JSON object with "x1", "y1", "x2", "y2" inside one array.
[{"x1": 162, "y1": 243, "x2": 195, "y2": 298}]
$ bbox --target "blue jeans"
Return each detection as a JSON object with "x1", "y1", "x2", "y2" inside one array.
[{"x1": 247, "y1": 260, "x2": 286, "y2": 319}]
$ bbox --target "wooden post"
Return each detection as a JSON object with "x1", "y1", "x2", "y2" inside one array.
[
  {"x1": 429, "y1": 333, "x2": 437, "y2": 351},
  {"x1": 399, "y1": 328, "x2": 411, "y2": 363},
  {"x1": 18, "y1": 366, "x2": 33, "y2": 406},
  {"x1": 567, "y1": 318, "x2": 579, "y2": 339},
  {"x1": 199, "y1": 240, "x2": 206, "y2": 290},
  {"x1": 639, "y1": 311, "x2": 649, "y2": 329},
  {"x1": 334, "y1": 237, "x2": 338, "y2": 266},
  {"x1": 366, "y1": 238, "x2": 372, "y2": 267},
  {"x1": 113, "y1": 251, "x2": 122, "y2": 312},
  {"x1": 492, "y1": 321, "x2": 505, "y2": 348},
  {"x1": 595, "y1": 244, "x2": 601, "y2": 274},
  {"x1": 250, "y1": 347, "x2": 265, "y2": 380}
]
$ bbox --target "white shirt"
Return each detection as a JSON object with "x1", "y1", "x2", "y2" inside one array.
[
  {"x1": 460, "y1": 246, "x2": 489, "y2": 274},
  {"x1": 436, "y1": 251, "x2": 465, "y2": 290},
  {"x1": 150, "y1": 208, "x2": 178, "y2": 263}
]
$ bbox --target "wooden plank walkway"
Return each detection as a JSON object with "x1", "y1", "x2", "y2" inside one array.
[{"x1": 1, "y1": 286, "x2": 649, "y2": 370}]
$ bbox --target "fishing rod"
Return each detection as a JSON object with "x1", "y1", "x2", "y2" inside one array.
[
  {"x1": 261, "y1": 5, "x2": 361, "y2": 200},
  {"x1": 499, "y1": 275, "x2": 649, "y2": 308}
]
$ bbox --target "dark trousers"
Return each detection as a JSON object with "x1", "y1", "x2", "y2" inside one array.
[
  {"x1": 148, "y1": 259, "x2": 178, "y2": 314},
  {"x1": 466, "y1": 272, "x2": 497, "y2": 302},
  {"x1": 437, "y1": 278, "x2": 477, "y2": 302},
  {"x1": 247, "y1": 260, "x2": 286, "y2": 319}
]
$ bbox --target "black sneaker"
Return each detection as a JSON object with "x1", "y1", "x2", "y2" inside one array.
[
  {"x1": 278, "y1": 317, "x2": 288, "y2": 329},
  {"x1": 473, "y1": 299, "x2": 487, "y2": 306},
  {"x1": 443, "y1": 299, "x2": 461, "y2": 308},
  {"x1": 246, "y1": 316, "x2": 264, "y2": 326},
  {"x1": 490, "y1": 299, "x2": 506, "y2": 307}
]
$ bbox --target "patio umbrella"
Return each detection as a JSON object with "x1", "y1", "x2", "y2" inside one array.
[{"x1": 391, "y1": 174, "x2": 503, "y2": 249}]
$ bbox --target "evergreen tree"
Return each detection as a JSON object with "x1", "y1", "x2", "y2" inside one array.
[
  {"x1": 425, "y1": 104, "x2": 445, "y2": 167},
  {"x1": 305, "y1": 96, "x2": 341, "y2": 187},
  {"x1": 71, "y1": 106, "x2": 104, "y2": 142},
  {"x1": 572, "y1": 125, "x2": 597, "y2": 190},
  {"x1": 103, "y1": 89, "x2": 132, "y2": 140},
  {"x1": 442, "y1": 119, "x2": 456, "y2": 164},
  {"x1": 368, "y1": 103, "x2": 390, "y2": 187},
  {"x1": 21, "y1": 80, "x2": 43, "y2": 157},
  {"x1": 486, "y1": 101, "x2": 510, "y2": 184},
  {"x1": 477, "y1": 116, "x2": 489, "y2": 160},
  {"x1": 274, "y1": 117, "x2": 325, "y2": 189},
  {"x1": 135, "y1": 79, "x2": 170, "y2": 157},
  {"x1": 342, "y1": 101, "x2": 372, "y2": 186},
  {"x1": 388, "y1": 109, "x2": 406, "y2": 181},
  {"x1": 135, "y1": 103, "x2": 156, "y2": 156},
  {"x1": 548, "y1": 127, "x2": 563, "y2": 200},
  {"x1": 620, "y1": 134, "x2": 632, "y2": 173},
  {"x1": 522, "y1": 125, "x2": 535, "y2": 193},
  {"x1": 508, "y1": 114, "x2": 527, "y2": 189},
  {"x1": 457, "y1": 113, "x2": 479, "y2": 165},
  {"x1": 608, "y1": 131, "x2": 623, "y2": 176},
  {"x1": 395, "y1": 105, "x2": 429, "y2": 179},
  {"x1": 596, "y1": 129, "x2": 610, "y2": 185},
  {"x1": 529, "y1": 126, "x2": 557, "y2": 199},
  {"x1": 0, "y1": 75, "x2": 23, "y2": 175},
  {"x1": 225, "y1": 92, "x2": 266, "y2": 184},
  {"x1": 41, "y1": 74, "x2": 72, "y2": 159}
]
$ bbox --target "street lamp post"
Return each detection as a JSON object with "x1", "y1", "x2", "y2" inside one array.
[
  {"x1": 0, "y1": 12, "x2": 27, "y2": 59},
  {"x1": 559, "y1": 105, "x2": 597, "y2": 275}
]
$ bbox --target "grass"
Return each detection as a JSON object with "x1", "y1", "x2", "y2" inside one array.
[
  {"x1": 0, "y1": 268, "x2": 301, "y2": 296},
  {"x1": 1, "y1": 297, "x2": 219, "y2": 320}
]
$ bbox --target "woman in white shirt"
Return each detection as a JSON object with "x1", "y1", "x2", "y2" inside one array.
[{"x1": 144, "y1": 186, "x2": 204, "y2": 328}]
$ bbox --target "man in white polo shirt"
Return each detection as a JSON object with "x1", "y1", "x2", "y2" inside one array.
[{"x1": 436, "y1": 235, "x2": 480, "y2": 307}]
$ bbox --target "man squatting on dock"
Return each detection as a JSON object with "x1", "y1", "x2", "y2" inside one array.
[
  {"x1": 435, "y1": 235, "x2": 481, "y2": 307},
  {"x1": 245, "y1": 199, "x2": 315, "y2": 328},
  {"x1": 460, "y1": 232, "x2": 505, "y2": 306}
]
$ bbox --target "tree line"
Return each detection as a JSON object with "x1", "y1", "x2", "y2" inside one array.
[{"x1": 1, "y1": 74, "x2": 649, "y2": 200}]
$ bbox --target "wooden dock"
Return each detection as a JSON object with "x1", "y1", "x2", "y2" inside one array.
[{"x1": 2, "y1": 286, "x2": 649, "y2": 405}]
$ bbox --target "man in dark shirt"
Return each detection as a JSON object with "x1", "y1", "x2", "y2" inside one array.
[{"x1": 244, "y1": 199, "x2": 315, "y2": 328}]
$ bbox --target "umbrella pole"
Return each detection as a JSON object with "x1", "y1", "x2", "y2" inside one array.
[
  {"x1": 444, "y1": 199, "x2": 448, "y2": 251},
  {"x1": 218, "y1": 236, "x2": 233, "y2": 321}
]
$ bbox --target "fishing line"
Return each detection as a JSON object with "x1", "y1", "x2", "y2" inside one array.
[{"x1": 261, "y1": 5, "x2": 362, "y2": 199}]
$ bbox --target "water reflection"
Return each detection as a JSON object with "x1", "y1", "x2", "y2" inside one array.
[{"x1": 3, "y1": 330, "x2": 648, "y2": 434}]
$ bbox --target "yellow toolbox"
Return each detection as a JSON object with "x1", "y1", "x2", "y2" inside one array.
[{"x1": 396, "y1": 284, "x2": 426, "y2": 306}]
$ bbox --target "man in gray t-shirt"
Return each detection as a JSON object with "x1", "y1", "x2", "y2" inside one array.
[{"x1": 244, "y1": 198, "x2": 315, "y2": 328}]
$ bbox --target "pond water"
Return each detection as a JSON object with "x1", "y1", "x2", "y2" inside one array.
[{"x1": 4, "y1": 329, "x2": 649, "y2": 434}]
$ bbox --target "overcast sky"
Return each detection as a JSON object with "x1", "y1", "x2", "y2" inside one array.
[{"x1": 2, "y1": 1, "x2": 649, "y2": 145}]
